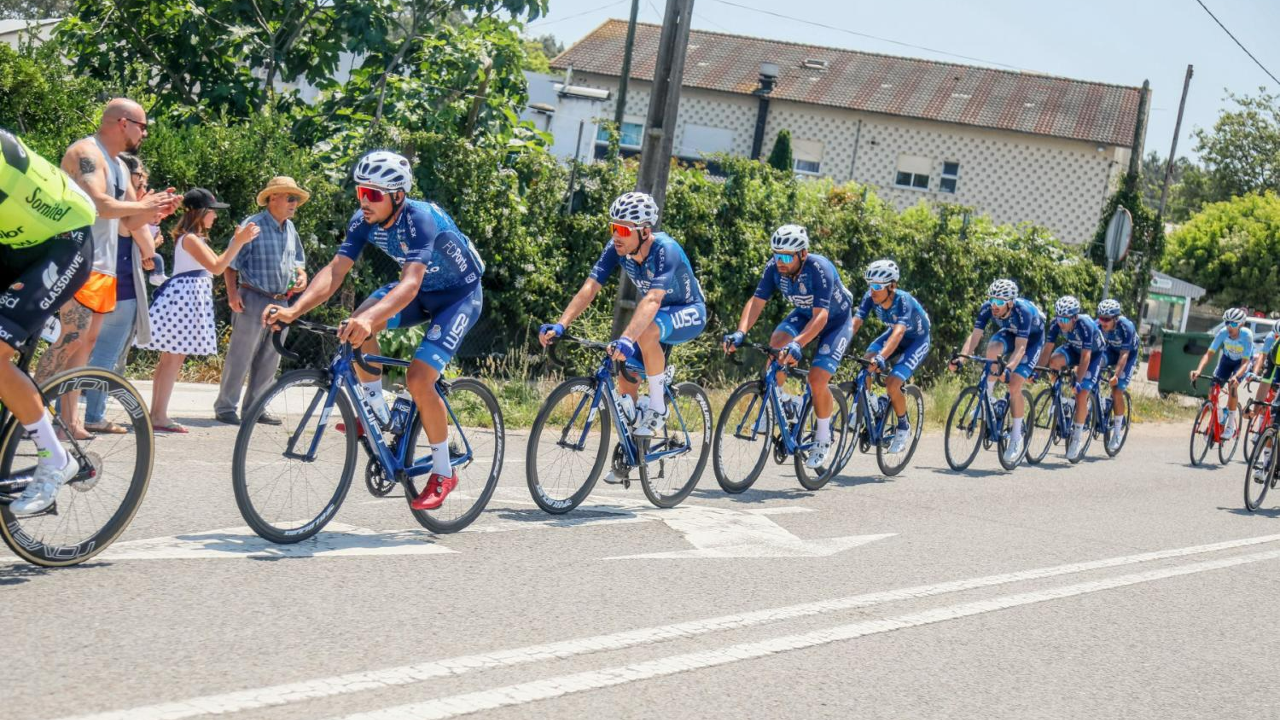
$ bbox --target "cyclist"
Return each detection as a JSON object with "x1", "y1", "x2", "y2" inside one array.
[
  {"x1": 263, "y1": 151, "x2": 485, "y2": 511},
  {"x1": 1189, "y1": 307, "x2": 1255, "y2": 441},
  {"x1": 0, "y1": 129, "x2": 97, "y2": 514},
  {"x1": 948, "y1": 279, "x2": 1045, "y2": 464},
  {"x1": 1041, "y1": 296, "x2": 1106, "y2": 461},
  {"x1": 849, "y1": 259, "x2": 931, "y2": 454},
  {"x1": 1096, "y1": 298, "x2": 1139, "y2": 453},
  {"x1": 539, "y1": 191, "x2": 706, "y2": 438},
  {"x1": 722, "y1": 225, "x2": 853, "y2": 468},
  {"x1": 1246, "y1": 326, "x2": 1279, "y2": 416}
]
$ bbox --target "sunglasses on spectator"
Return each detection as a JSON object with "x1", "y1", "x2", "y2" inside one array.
[
  {"x1": 610, "y1": 222, "x2": 636, "y2": 238},
  {"x1": 774, "y1": 253, "x2": 795, "y2": 264},
  {"x1": 356, "y1": 186, "x2": 391, "y2": 203},
  {"x1": 989, "y1": 297, "x2": 1010, "y2": 308},
  {"x1": 285, "y1": 195, "x2": 302, "y2": 203},
  {"x1": 868, "y1": 281, "x2": 888, "y2": 291},
  {"x1": 121, "y1": 117, "x2": 148, "y2": 130}
]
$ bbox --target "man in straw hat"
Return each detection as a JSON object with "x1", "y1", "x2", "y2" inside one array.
[{"x1": 214, "y1": 176, "x2": 310, "y2": 425}]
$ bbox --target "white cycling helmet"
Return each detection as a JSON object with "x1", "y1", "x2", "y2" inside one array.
[
  {"x1": 864, "y1": 259, "x2": 899, "y2": 284},
  {"x1": 1223, "y1": 307, "x2": 1248, "y2": 323},
  {"x1": 1097, "y1": 299, "x2": 1122, "y2": 318},
  {"x1": 609, "y1": 191, "x2": 660, "y2": 227},
  {"x1": 1054, "y1": 295, "x2": 1082, "y2": 318},
  {"x1": 987, "y1": 278, "x2": 1018, "y2": 301},
  {"x1": 353, "y1": 150, "x2": 413, "y2": 192},
  {"x1": 770, "y1": 224, "x2": 809, "y2": 253}
]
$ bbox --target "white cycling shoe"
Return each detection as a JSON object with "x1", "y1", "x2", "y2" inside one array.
[
  {"x1": 804, "y1": 440, "x2": 833, "y2": 469},
  {"x1": 1067, "y1": 428, "x2": 1086, "y2": 461},
  {"x1": 888, "y1": 425, "x2": 912, "y2": 454},
  {"x1": 11, "y1": 455, "x2": 79, "y2": 515},
  {"x1": 1002, "y1": 433, "x2": 1024, "y2": 464},
  {"x1": 633, "y1": 408, "x2": 667, "y2": 438}
]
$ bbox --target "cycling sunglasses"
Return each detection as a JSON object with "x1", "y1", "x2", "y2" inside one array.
[
  {"x1": 1226, "y1": 321, "x2": 1242, "y2": 328},
  {"x1": 610, "y1": 222, "x2": 635, "y2": 238},
  {"x1": 1097, "y1": 315, "x2": 1118, "y2": 322},
  {"x1": 356, "y1": 186, "x2": 391, "y2": 203},
  {"x1": 1056, "y1": 315, "x2": 1076, "y2": 324},
  {"x1": 867, "y1": 281, "x2": 888, "y2": 291},
  {"x1": 988, "y1": 297, "x2": 1011, "y2": 308},
  {"x1": 774, "y1": 253, "x2": 795, "y2": 264}
]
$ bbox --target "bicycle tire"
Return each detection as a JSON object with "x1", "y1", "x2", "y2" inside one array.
[
  {"x1": 1067, "y1": 392, "x2": 1096, "y2": 464},
  {"x1": 638, "y1": 382, "x2": 711, "y2": 509},
  {"x1": 944, "y1": 386, "x2": 984, "y2": 471},
  {"x1": 876, "y1": 384, "x2": 924, "y2": 477},
  {"x1": 1219, "y1": 405, "x2": 1242, "y2": 465},
  {"x1": 831, "y1": 380, "x2": 860, "y2": 476},
  {"x1": 402, "y1": 378, "x2": 504, "y2": 533},
  {"x1": 0, "y1": 368, "x2": 153, "y2": 567},
  {"x1": 1189, "y1": 401, "x2": 1214, "y2": 466},
  {"x1": 1025, "y1": 387, "x2": 1057, "y2": 465},
  {"x1": 997, "y1": 389, "x2": 1034, "y2": 470},
  {"x1": 1103, "y1": 391, "x2": 1132, "y2": 458},
  {"x1": 712, "y1": 380, "x2": 773, "y2": 494},
  {"x1": 793, "y1": 384, "x2": 848, "y2": 491},
  {"x1": 1244, "y1": 427, "x2": 1275, "y2": 511},
  {"x1": 233, "y1": 369, "x2": 357, "y2": 544},
  {"x1": 526, "y1": 377, "x2": 610, "y2": 514}
]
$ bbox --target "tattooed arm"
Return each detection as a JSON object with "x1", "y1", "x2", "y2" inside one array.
[{"x1": 61, "y1": 139, "x2": 174, "y2": 221}]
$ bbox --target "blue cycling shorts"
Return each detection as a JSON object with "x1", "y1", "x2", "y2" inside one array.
[
  {"x1": 775, "y1": 309, "x2": 852, "y2": 375},
  {"x1": 868, "y1": 329, "x2": 931, "y2": 382},
  {"x1": 1104, "y1": 347, "x2": 1139, "y2": 390},
  {"x1": 1213, "y1": 355, "x2": 1244, "y2": 384},
  {"x1": 369, "y1": 281, "x2": 483, "y2": 372},
  {"x1": 1053, "y1": 345, "x2": 1105, "y2": 392},
  {"x1": 624, "y1": 301, "x2": 707, "y2": 375},
  {"x1": 990, "y1": 329, "x2": 1044, "y2": 379}
]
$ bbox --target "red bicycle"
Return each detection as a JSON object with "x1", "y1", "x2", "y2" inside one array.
[
  {"x1": 1242, "y1": 373, "x2": 1276, "y2": 462},
  {"x1": 1190, "y1": 377, "x2": 1242, "y2": 466}
]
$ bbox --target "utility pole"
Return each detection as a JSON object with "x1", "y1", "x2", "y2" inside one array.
[
  {"x1": 609, "y1": 0, "x2": 696, "y2": 340},
  {"x1": 614, "y1": 0, "x2": 641, "y2": 129},
  {"x1": 1158, "y1": 65, "x2": 1194, "y2": 218},
  {"x1": 1126, "y1": 79, "x2": 1150, "y2": 185}
]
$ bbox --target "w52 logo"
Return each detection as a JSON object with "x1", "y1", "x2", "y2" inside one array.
[{"x1": 671, "y1": 306, "x2": 702, "y2": 329}]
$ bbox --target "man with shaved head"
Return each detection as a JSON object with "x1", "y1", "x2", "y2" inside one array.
[{"x1": 36, "y1": 98, "x2": 177, "y2": 439}]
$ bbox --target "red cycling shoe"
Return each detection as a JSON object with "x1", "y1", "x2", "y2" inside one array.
[{"x1": 411, "y1": 472, "x2": 458, "y2": 510}]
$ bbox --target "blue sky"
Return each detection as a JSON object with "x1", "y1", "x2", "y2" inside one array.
[{"x1": 525, "y1": 0, "x2": 1279, "y2": 162}]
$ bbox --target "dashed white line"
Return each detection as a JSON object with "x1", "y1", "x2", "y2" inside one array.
[
  {"x1": 332, "y1": 547, "x2": 1280, "y2": 720},
  {"x1": 53, "y1": 532, "x2": 1280, "y2": 720}
]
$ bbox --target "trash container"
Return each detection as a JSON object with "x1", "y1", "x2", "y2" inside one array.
[{"x1": 1159, "y1": 331, "x2": 1214, "y2": 398}]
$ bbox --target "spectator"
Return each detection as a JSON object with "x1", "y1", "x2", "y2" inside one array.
[
  {"x1": 39, "y1": 98, "x2": 177, "y2": 440},
  {"x1": 83, "y1": 152, "x2": 161, "y2": 433},
  {"x1": 214, "y1": 176, "x2": 310, "y2": 425},
  {"x1": 139, "y1": 189, "x2": 258, "y2": 433}
]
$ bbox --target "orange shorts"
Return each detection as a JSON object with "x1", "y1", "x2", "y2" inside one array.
[{"x1": 73, "y1": 271, "x2": 117, "y2": 314}]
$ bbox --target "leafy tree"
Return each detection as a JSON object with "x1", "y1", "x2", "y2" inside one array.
[
  {"x1": 767, "y1": 128, "x2": 792, "y2": 172},
  {"x1": 0, "y1": 0, "x2": 72, "y2": 19},
  {"x1": 1139, "y1": 150, "x2": 1196, "y2": 213},
  {"x1": 0, "y1": 41, "x2": 103, "y2": 158},
  {"x1": 1163, "y1": 192, "x2": 1280, "y2": 311}
]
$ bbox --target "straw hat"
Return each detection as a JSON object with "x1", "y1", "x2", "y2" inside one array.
[{"x1": 256, "y1": 176, "x2": 311, "y2": 207}]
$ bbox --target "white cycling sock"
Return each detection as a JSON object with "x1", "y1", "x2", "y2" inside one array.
[
  {"x1": 431, "y1": 439, "x2": 452, "y2": 477},
  {"x1": 816, "y1": 416, "x2": 832, "y2": 443},
  {"x1": 1012, "y1": 417, "x2": 1024, "y2": 438},
  {"x1": 648, "y1": 376, "x2": 666, "y2": 413},
  {"x1": 1113, "y1": 416, "x2": 1125, "y2": 430},
  {"x1": 25, "y1": 414, "x2": 68, "y2": 468}
]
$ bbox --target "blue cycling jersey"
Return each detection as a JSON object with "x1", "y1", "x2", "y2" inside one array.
[
  {"x1": 1047, "y1": 313, "x2": 1106, "y2": 352},
  {"x1": 855, "y1": 288, "x2": 931, "y2": 341},
  {"x1": 1262, "y1": 330, "x2": 1277, "y2": 358},
  {"x1": 337, "y1": 200, "x2": 485, "y2": 293},
  {"x1": 589, "y1": 232, "x2": 705, "y2": 307},
  {"x1": 1102, "y1": 316, "x2": 1139, "y2": 352},
  {"x1": 753, "y1": 252, "x2": 852, "y2": 324},
  {"x1": 1210, "y1": 326, "x2": 1255, "y2": 361},
  {"x1": 974, "y1": 297, "x2": 1045, "y2": 339}
]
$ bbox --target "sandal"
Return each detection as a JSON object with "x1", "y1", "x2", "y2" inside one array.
[
  {"x1": 153, "y1": 423, "x2": 189, "y2": 434},
  {"x1": 85, "y1": 421, "x2": 129, "y2": 434}
]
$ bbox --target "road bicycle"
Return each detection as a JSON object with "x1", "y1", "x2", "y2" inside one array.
[
  {"x1": 1026, "y1": 365, "x2": 1096, "y2": 464},
  {"x1": 1244, "y1": 395, "x2": 1280, "y2": 511},
  {"x1": 712, "y1": 342, "x2": 847, "y2": 493},
  {"x1": 944, "y1": 354, "x2": 1032, "y2": 471},
  {"x1": 526, "y1": 334, "x2": 711, "y2": 512},
  {"x1": 1189, "y1": 376, "x2": 1241, "y2": 467},
  {"x1": 0, "y1": 320, "x2": 152, "y2": 566},
  {"x1": 1087, "y1": 367, "x2": 1132, "y2": 458},
  {"x1": 1241, "y1": 373, "x2": 1275, "y2": 462},
  {"x1": 833, "y1": 356, "x2": 923, "y2": 477},
  {"x1": 231, "y1": 318, "x2": 504, "y2": 540}
]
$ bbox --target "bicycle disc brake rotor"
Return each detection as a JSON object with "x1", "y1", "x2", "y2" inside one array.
[{"x1": 68, "y1": 450, "x2": 104, "y2": 492}]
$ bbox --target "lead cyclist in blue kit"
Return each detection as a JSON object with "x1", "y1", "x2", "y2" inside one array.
[
  {"x1": 264, "y1": 151, "x2": 485, "y2": 511},
  {"x1": 539, "y1": 191, "x2": 707, "y2": 437}
]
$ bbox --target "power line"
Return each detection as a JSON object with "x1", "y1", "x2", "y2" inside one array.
[
  {"x1": 1193, "y1": 0, "x2": 1279, "y2": 85},
  {"x1": 707, "y1": 0, "x2": 1023, "y2": 71},
  {"x1": 527, "y1": 0, "x2": 629, "y2": 28}
]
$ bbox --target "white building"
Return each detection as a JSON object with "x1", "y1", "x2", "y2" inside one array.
[
  {"x1": 520, "y1": 71, "x2": 610, "y2": 163},
  {"x1": 0, "y1": 18, "x2": 58, "y2": 48},
  {"x1": 551, "y1": 20, "x2": 1148, "y2": 244}
]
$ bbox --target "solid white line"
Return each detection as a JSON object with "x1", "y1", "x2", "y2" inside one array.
[
  {"x1": 333, "y1": 548, "x2": 1280, "y2": 720},
  {"x1": 53, "y1": 532, "x2": 1280, "y2": 720}
]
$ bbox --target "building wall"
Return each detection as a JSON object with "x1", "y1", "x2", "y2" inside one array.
[{"x1": 570, "y1": 71, "x2": 1130, "y2": 245}]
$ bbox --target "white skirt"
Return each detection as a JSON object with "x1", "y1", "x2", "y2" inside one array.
[{"x1": 139, "y1": 274, "x2": 218, "y2": 356}]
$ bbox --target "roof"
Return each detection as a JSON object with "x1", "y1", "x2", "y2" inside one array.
[
  {"x1": 552, "y1": 20, "x2": 1143, "y2": 147},
  {"x1": 0, "y1": 18, "x2": 59, "y2": 35},
  {"x1": 1151, "y1": 271, "x2": 1206, "y2": 300}
]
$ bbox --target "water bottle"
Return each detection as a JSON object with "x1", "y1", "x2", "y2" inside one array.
[
  {"x1": 388, "y1": 392, "x2": 412, "y2": 435},
  {"x1": 1101, "y1": 396, "x2": 1113, "y2": 418},
  {"x1": 616, "y1": 394, "x2": 637, "y2": 424},
  {"x1": 993, "y1": 397, "x2": 1008, "y2": 421},
  {"x1": 876, "y1": 394, "x2": 891, "y2": 419},
  {"x1": 362, "y1": 385, "x2": 391, "y2": 429},
  {"x1": 780, "y1": 394, "x2": 800, "y2": 424}
]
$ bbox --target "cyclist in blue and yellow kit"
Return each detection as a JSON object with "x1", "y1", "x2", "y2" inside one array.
[
  {"x1": 1096, "y1": 298, "x2": 1139, "y2": 453},
  {"x1": 1190, "y1": 307, "x2": 1255, "y2": 441},
  {"x1": 1042, "y1": 295, "x2": 1106, "y2": 461}
]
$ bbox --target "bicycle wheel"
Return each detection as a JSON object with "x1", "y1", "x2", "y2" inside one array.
[
  {"x1": 401, "y1": 378, "x2": 503, "y2": 533},
  {"x1": 712, "y1": 380, "x2": 773, "y2": 493},
  {"x1": 944, "y1": 386, "x2": 984, "y2": 471},
  {"x1": 233, "y1": 369, "x2": 357, "y2": 544},
  {"x1": 1067, "y1": 392, "x2": 1096, "y2": 464},
  {"x1": 831, "y1": 381, "x2": 860, "y2": 475},
  {"x1": 1219, "y1": 406, "x2": 1242, "y2": 465},
  {"x1": 637, "y1": 382, "x2": 712, "y2": 508},
  {"x1": 997, "y1": 389, "x2": 1034, "y2": 470},
  {"x1": 794, "y1": 385, "x2": 849, "y2": 491},
  {"x1": 1189, "y1": 401, "x2": 1214, "y2": 466},
  {"x1": 526, "y1": 377, "x2": 609, "y2": 514},
  {"x1": 1244, "y1": 427, "x2": 1276, "y2": 511},
  {"x1": 0, "y1": 368, "x2": 152, "y2": 567},
  {"x1": 1103, "y1": 391, "x2": 1133, "y2": 458},
  {"x1": 1243, "y1": 403, "x2": 1264, "y2": 462},
  {"x1": 876, "y1": 384, "x2": 924, "y2": 476},
  {"x1": 1025, "y1": 388, "x2": 1057, "y2": 465}
]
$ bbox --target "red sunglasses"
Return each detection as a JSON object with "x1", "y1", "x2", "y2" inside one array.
[
  {"x1": 610, "y1": 222, "x2": 636, "y2": 238},
  {"x1": 356, "y1": 186, "x2": 392, "y2": 203}
]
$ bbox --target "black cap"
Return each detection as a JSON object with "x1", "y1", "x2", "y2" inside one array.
[{"x1": 183, "y1": 188, "x2": 229, "y2": 210}]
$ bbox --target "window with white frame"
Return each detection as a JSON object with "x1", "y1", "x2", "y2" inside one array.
[
  {"x1": 792, "y1": 138, "x2": 824, "y2": 175},
  {"x1": 596, "y1": 117, "x2": 644, "y2": 149},
  {"x1": 940, "y1": 161, "x2": 960, "y2": 193},
  {"x1": 679, "y1": 123, "x2": 735, "y2": 158},
  {"x1": 894, "y1": 154, "x2": 932, "y2": 190}
]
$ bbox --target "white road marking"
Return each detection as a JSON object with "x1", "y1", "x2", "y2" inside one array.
[
  {"x1": 332, "y1": 547, "x2": 1280, "y2": 720},
  {"x1": 606, "y1": 506, "x2": 894, "y2": 558},
  {"x1": 97, "y1": 523, "x2": 457, "y2": 560},
  {"x1": 54, "y1": 532, "x2": 1280, "y2": 720}
]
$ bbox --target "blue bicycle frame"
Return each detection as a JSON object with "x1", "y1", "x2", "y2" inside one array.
[
  {"x1": 958, "y1": 355, "x2": 1012, "y2": 444},
  {"x1": 730, "y1": 346, "x2": 817, "y2": 458}
]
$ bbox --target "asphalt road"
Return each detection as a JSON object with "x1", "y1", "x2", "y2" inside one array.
[{"x1": 5, "y1": 419, "x2": 1279, "y2": 720}]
